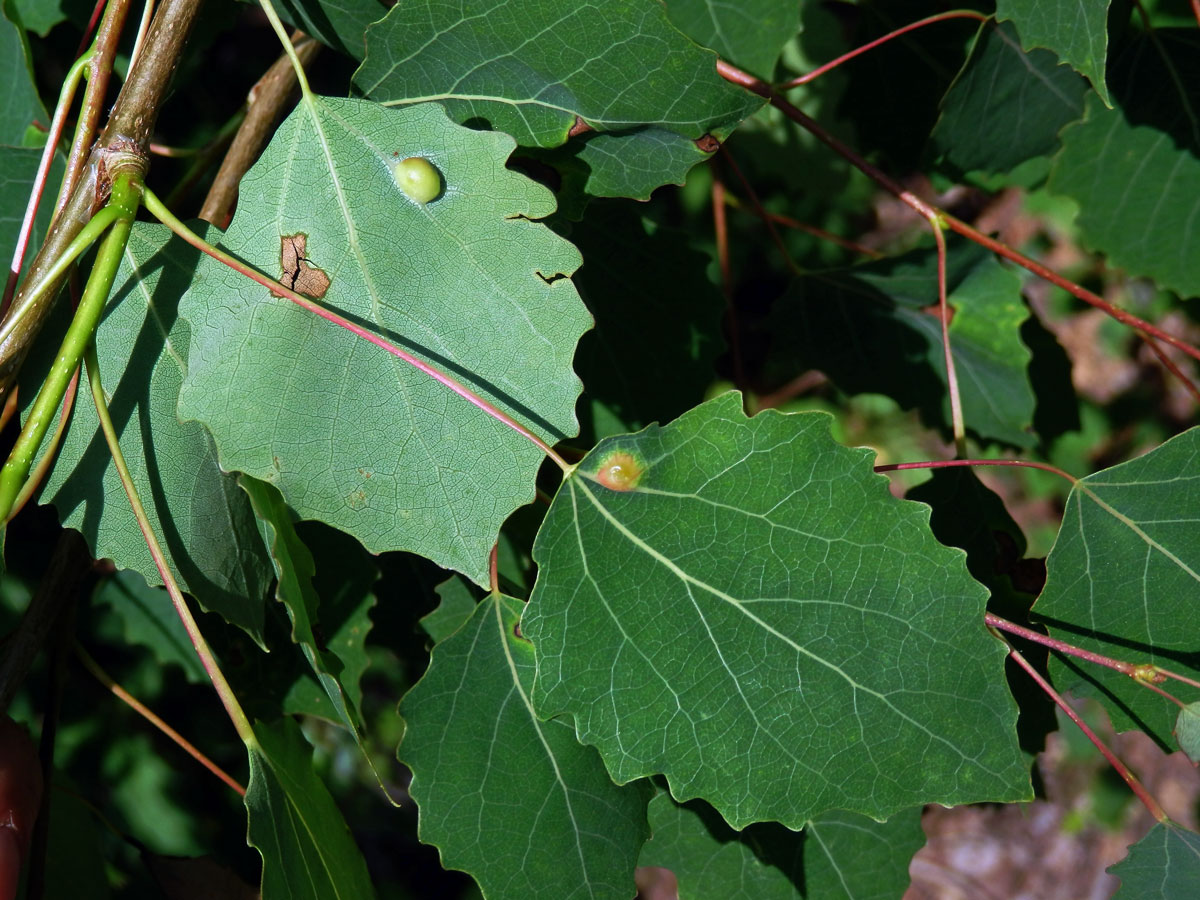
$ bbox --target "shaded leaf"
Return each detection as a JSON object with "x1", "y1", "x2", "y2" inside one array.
[
  {"x1": 262, "y1": 0, "x2": 387, "y2": 59},
  {"x1": 768, "y1": 246, "x2": 1036, "y2": 448},
  {"x1": 572, "y1": 201, "x2": 723, "y2": 439},
  {"x1": 1048, "y1": 31, "x2": 1200, "y2": 298},
  {"x1": 177, "y1": 98, "x2": 589, "y2": 586},
  {"x1": 639, "y1": 790, "x2": 923, "y2": 900},
  {"x1": 354, "y1": 0, "x2": 760, "y2": 197},
  {"x1": 996, "y1": 0, "x2": 1110, "y2": 105},
  {"x1": 92, "y1": 569, "x2": 207, "y2": 684},
  {"x1": 42, "y1": 788, "x2": 110, "y2": 900},
  {"x1": 665, "y1": 0, "x2": 800, "y2": 79},
  {"x1": 356, "y1": 0, "x2": 756, "y2": 146},
  {"x1": 573, "y1": 126, "x2": 715, "y2": 201},
  {"x1": 906, "y1": 467, "x2": 1028, "y2": 597},
  {"x1": 524, "y1": 391, "x2": 1030, "y2": 829},
  {"x1": 240, "y1": 476, "x2": 375, "y2": 736},
  {"x1": 0, "y1": 3, "x2": 46, "y2": 144},
  {"x1": 419, "y1": 575, "x2": 478, "y2": 643},
  {"x1": 26, "y1": 223, "x2": 271, "y2": 641},
  {"x1": 400, "y1": 592, "x2": 650, "y2": 899},
  {"x1": 301, "y1": 519, "x2": 379, "y2": 718},
  {"x1": 246, "y1": 717, "x2": 376, "y2": 899},
  {"x1": 1033, "y1": 427, "x2": 1200, "y2": 744},
  {"x1": 7, "y1": 0, "x2": 69, "y2": 38},
  {"x1": 144, "y1": 854, "x2": 259, "y2": 900},
  {"x1": 0, "y1": 148, "x2": 62, "y2": 283},
  {"x1": 1110, "y1": 821, "x2": 1200, "y2": 899},
  {"x1": 933, "y1": 20, "x2": 1089, "y2": 176}
]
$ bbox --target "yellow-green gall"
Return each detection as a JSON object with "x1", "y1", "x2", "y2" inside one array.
[
  {"x1": 391, "y1": 156, "x2": 441, "y2": 204},
  {"x1": 595, "y1": 451, "x2": 644, "y2": 491}
]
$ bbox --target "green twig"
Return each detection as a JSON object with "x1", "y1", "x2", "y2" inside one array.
[{"x1": 0, "y1": 175, "x2": 138, "y2": 523}]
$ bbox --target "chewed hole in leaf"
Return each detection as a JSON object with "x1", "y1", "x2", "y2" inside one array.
[
  {"x1": 594, "y1": 450, "x2": 644, "y2": 491},
  {"x1": 273, "y1": 233, "x2": 330, "y2": 299}
]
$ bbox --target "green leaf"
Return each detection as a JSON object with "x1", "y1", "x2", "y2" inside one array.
[
  {"x1": 524, "y1": 391, "x2": 1030, "y2": 829},
  {"x1": 1110, "y1": 822, "x2": 1200, "y2": 899},
  {"x1": 0, "y1": 2, "x2": 47, "y2": 144},
  {"x1": 767, "y1": 246, "x2": 1036, "y2": 448},
  {"x1": 419, "y1": 575, "x2": 478, "y2": 643},
  {"x1": 177, "y1": 98, "x2": 590, "y2": 587},
  {"x1": 355, "y1": 0, "x2": 756, "y2": 145},
  {"x1": 1175, "y1": 702, "x2": 1200, "y2": 765},
  {"x1": 1033, "y1": 427, "x2": 1200, "y2": 744},
  {"x1": 7, "y1": 0, "x2": 69, "y2": 38},
  {"x1": 1048, "y1": 31, "x2": 1200, "y2": 298},
  {"x1": 27, "y1": 223, "x2": 271, "y2": 642},
  {"x1": 932, "y1": 20, "x2": 1089, "y2": 176},
  {"x1": 92, "y1": 569, "x2": 208, "y2": 684},
  {"x1": 257, "y1": 0, "x2": 387, "y2": 59},
  {"x1": 573, "y1": 126, "x2": 716, "y2": 201},
  {"x1": 665, "y1": 0, "x2": 800, "y2": 79},
  {"x1": 572, "y1": 201, "x2": 723, "y2": 439},
  {"x1": 240, "y1": 476, "x2": 375, "y2": 735},
  {"x1": 42, "y1": 788, "x2": 111, "y2": 900},
  {"x1": 639, "y1": 791, "x2": 924, "y2": 900},
  {"x1": 246, "y1": 717, "x2": 377, "y2": 899},
  {"x1": 995, "y1": 0, "x2": 1110, "y2": 105},
  {"x1": 353, "y1": 0, "x2": 761, "y2": 197},
  {"x1": 399, "y1": 593, "x2": 650, "y2": 899},
  {"x1": 301, "y1": 520, "x2": 379, "y2": 718},
  {"x1": 1, "y1": 146, "x2": 64, "y2": 286}
]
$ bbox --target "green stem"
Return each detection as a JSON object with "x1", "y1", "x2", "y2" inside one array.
[
  {"x1": 82, "y1": 343, "x2": 255, "y2": 745},
  {"x1": 0, "y1": 206, "x2": 120, "y2": 348},
  {"x1": 258, "y1": 0, "x2": 315, "y2": 99},
  {"x1": 0, "y1": 177, "x2": 138, "y2": 522}
]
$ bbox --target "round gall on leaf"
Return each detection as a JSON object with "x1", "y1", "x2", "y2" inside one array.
[
  {"x1": 595, "y1": 450, "x2": 644, "y2": 491},
  {"x1": 392, "y1": 156, "x2": 442, "y2": 204}
]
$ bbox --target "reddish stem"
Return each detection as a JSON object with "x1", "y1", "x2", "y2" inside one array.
[
  {"x1": 1003, "y1": 644, "x2": 1168, "y2": 822},
  {"x1": 931, "y1": 224, "x2": 965, "y2": 453},
  {"x1": 76, "y1": 644, "x2": 246, "y2": 796},
  {"x1": 985, "y1": 613, "x2": 1141, "y2": 676},
  {"x1": 142, "y1": 189, "x2": 571, "y2": 473},
  {"x1": 488, "y1": 544, "x2": 500, "y2": 595},
  {"x1": 717, "y1": 146, "x2": 799, "y2": 276},
  {"x1": 1139, "y1": 679, "x2": 1188, "y2": 711},
  {"x1": 779, "y1": 10, "x2": 989, "y2": 89},
  {"x1": 715, "y1": 60, "x2": 1200, "y2": 365},
  {"x1": 710, "y1": 169, "x2": 745, "y2": 391},
  {"x1": 874, "y1": 457, "x2": 1078, "y2": 486},
  {"x1": 751, "y1": 208, "x2": 882, "y2": 258},
  {"x1": 1193, "y1": 0, "x2": 1200, "y2": 29},
  {"x1": 1137, "y1": 331, "x2": 1200, "y2": 407},
  {"x1": 75, "y1": 0, "x2": 107, "y2": 56}
]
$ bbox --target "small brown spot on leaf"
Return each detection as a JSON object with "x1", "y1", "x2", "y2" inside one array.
[
  {"x1": 919, "y1": 303, "x2": 955, "y2": 323},
  {"x1": 568, "y1": 116, "x2": 591, "y2": 138},
  {"x1": 695, "y1": 134, "x2": 720, "y2": 154},
  {"x1": 273, "y1": 233, "x2": 331, "y2": 299}
]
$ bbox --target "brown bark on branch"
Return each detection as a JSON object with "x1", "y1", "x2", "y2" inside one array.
[{"x1": 0, "y1": 0, "x2": 206, "y2": 403}]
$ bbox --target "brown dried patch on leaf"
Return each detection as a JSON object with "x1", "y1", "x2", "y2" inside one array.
[
  {"x1": 694, "y1": 134, "x2": 720, "y2": 154},
  {"x1": 273, "y1": 233, "x2": 331, "y2": 299}
]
